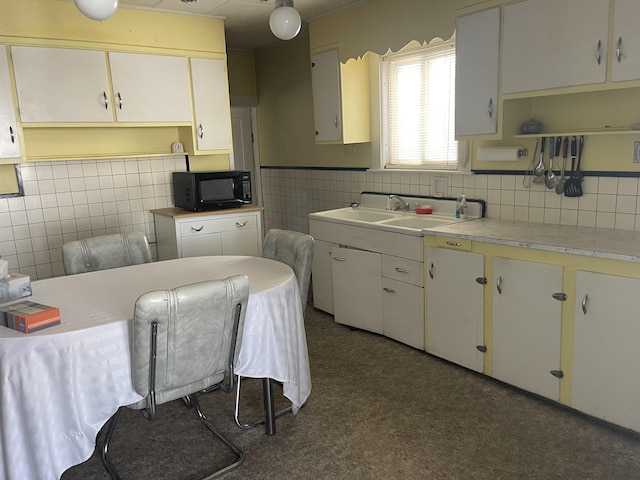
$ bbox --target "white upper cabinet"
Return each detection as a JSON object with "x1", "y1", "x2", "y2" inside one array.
[
  {"x1": 311, "y1": 49, "x2": 342, "y2": 142},
  {"x1": 0, "y1": 48, "x2": 21, "y2": 159},
  {"x1": 455, "y1": 7, "x2": 500, "y2": 136},
  {"x1": 189, "y1": 57, "x2": 231, "y2": 152},
  {"x1": 12, "y1": 46, "x2": 112, "y2": 123},
  {"x1": 311, "y1": 49, "x2": 370, "y2": 144},
  {"x1": 501, "y1": 0, "x2": 609, "y2": 94},
  {"x1": 611, "y1": 0, "x2": 640, "y2": 82},
  {"x1": 108, "y1": 52, "x2": 192, "y2": 123}
]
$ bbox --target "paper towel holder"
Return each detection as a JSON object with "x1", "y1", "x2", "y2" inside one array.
[{"x1": 476, "y1": 146, "x2": 529, "y2": 162}]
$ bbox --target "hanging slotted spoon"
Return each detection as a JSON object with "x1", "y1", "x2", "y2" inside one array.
[{"x1": 564, "y1": 136, "x2": 584, "y2": 197}]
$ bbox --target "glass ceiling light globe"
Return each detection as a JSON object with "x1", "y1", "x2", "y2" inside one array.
[
  {"x1": 269, "y1": 5, "x2": 301, "y2": 41},
  {"x1": 74, "y1": 0, "x2": 119, "y2": 21}
]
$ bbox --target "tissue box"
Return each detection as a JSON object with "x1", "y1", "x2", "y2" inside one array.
[
  {"x1": 0, "y1": 274, "x2": 32, "y2": 304},
  {"x1": 0, "y1": 300, "x2": 60, "y2": 333}
]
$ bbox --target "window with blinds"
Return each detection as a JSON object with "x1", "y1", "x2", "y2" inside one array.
[{"x1": 381, "y1": 42, "x2": 461, "y2": 170}]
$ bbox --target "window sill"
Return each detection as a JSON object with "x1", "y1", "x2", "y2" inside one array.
[{"x1": 367, "y1": 168, "x2": 473, "y2": 175}]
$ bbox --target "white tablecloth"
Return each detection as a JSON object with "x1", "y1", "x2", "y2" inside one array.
[{"x1": 0, "y1": 256, "x2": 311, "y2": 480}]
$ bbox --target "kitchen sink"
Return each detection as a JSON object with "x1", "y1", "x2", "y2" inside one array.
[
  {"x1": 310, "y1": 208, "x2": 398, "y2": 223},
  {"x1": 377, "y1": 215, "x2": 458, "y2": 229},
  {"x1": 308, "y1": 206, "x2": 470, "y2": 235}
]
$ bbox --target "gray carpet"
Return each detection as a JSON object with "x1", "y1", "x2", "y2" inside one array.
[{"x1": 62, "y1": 306, "x2": 640, "y2": 480}]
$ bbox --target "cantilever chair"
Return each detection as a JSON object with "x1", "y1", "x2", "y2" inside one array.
[
  {"x1": 62, "y1": 232, "x2": 152, "y2": 275},
  {"x1": 101, "y1": 275, "x2": 250, "y2": 480},
  {"x1": 234, "y1": 228, "x2": 314, "y2": 429}
]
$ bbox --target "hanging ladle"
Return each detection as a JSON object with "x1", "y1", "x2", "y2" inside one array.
[
  {"x1": 534, "y1": 136, "x2": 546, "y2": 176},
  {"x1": 556, "y1": 137, "x2": 569, "y2": 194},
  {"x1": 545, "y1": 136, "x2": 559, "y2": 189}
]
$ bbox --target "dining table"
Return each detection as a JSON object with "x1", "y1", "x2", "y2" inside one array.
[{"x1": 0, "y1": 256, "x2": 311, "y2": 480}]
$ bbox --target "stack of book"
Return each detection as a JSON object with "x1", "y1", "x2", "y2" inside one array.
[{"x1": 0, "y1": 301, "x2": 60, "y2": 333}]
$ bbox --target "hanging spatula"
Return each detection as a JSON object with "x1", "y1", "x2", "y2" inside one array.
[{"x1": 564, "y1": 136, "x2": 584, "y2": 197}]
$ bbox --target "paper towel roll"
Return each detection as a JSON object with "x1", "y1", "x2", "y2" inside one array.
[
  {"x1": 0, "y1": 259, "x2": 7, "y2": 279},
  {"x1": 477, "y1": 146, "x2": 525, "y2": 162}
]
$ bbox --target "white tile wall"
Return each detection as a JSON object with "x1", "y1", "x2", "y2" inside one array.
[
  {"x1": 0, "y1": 156, "x2": 185, "y2": 280},
  {"x1": 3, "y1": 161, "x2": 639, "y2": 281},
  {"x1": 261, "y1": 168, "x2": 640, "y2": 236}
]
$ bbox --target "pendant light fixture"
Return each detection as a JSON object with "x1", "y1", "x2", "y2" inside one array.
[
  {"x1": 74, "y1": 0, "x2": 119, "y2": 21},
  {"x1": 268, "y1": 0, "x2": 301, "y2": 41}
]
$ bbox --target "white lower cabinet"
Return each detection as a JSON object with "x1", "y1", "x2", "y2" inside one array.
[
  {"x1": 572, "y1": 271, "x2": 640, "y2": 431},
  {"x1": 153, "y1": 208, "x2": 262, "y2": 260},
  {"x1": 382, "y1": 255, "x2": 424, "y2": 350},
  {"x1": 312, "y1": 240, "x2": 338, "y2": 315},
  {"x1": 331, "y1": 246, "x2": 383, "y2": 334},
  {"x1": 492, "y1": 257, "x2": 563, "y2": 401},
  {"x1": 425, "y1": 246, "x2": 484, "y2": 372}
]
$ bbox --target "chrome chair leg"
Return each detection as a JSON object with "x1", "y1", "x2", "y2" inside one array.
[
  {"x1": 101, "y1": 408, "x2": 123, "y2": 480},
  {"x1": 234, "y1": 375, "x2": 293, "y2": 430}
]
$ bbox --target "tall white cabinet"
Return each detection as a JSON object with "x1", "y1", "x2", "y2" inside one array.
[
  {"x1": 572, "y1": 271, "x2": 640, "y2": 432},
  {"x1": 455, "y1": 7, "x2": 500, "y2": 136},
  {"x1": 0, "y1": 47, "x2": 21, "y2": 159},
  {"x1": 189, "y1": 58, "x2": 232, "y2": 151}
]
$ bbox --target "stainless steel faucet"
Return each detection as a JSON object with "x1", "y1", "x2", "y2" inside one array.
[{"x1": 388, "y1": 194, "x2": 410, "y2": 212}]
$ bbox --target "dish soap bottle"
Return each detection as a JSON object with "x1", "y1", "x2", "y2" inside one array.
[{"x1": 455, "y1": 195, "x2": 462, "y2": 218}]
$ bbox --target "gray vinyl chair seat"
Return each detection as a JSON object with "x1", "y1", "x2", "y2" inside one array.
[
  {"x1": 101, "y1": 275, "x2": 250, "y2": 480},
  {"x1": 62, "y1": 232, "x2": 152, "y2": 275},
  {"x1": 235, "y1": 228, "x2": 314, "y2": 430}
]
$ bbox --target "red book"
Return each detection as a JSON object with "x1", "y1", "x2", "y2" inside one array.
[{"x1": 0, "y1": 301, "x2": 60, "y2": 334}]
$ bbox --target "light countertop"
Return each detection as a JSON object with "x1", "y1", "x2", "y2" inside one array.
[
  {"x1": 426, "y1": 218, "x2": 640, "y2": 263},
  {"x1": 151, "y1": 205, "x2": 264, "y2": 219}
]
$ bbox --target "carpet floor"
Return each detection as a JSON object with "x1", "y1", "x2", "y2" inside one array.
[{"x1": 62, "y1": 306, "x2": 640, "y2": 480}]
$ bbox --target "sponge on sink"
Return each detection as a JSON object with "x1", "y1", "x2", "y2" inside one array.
[{"x1": 415, "y1": 205, "x2": 433, "y2": 214}]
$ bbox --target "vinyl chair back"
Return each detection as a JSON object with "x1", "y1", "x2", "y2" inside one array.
[
  {"x1": 62, "y1": 232, "x2": 152, "y2": 275},
  {"x1": 101, "y1": 275, "x2": 250, "y2": 480},
  {"x1": 234, "y1": 229, "x2": 314, "y2": 431},
  {"x1": 262, "y1": 228, "x2": 315, "y2": 308}
]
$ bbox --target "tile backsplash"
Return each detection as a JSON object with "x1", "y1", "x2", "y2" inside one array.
[
  {"x1": 261, "y1": 168, "x2": 640, "y2": 235},
  {"x1": 0, "y1": 156, "x2": 184, "y2": 280},
  {"x1": 2, "y1": 159, "x2": 639, "y2": 281}
]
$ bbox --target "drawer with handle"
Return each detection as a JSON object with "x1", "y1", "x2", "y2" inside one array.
[
  {"x1": 382, "y1": 255, "x2": 424, "y2": 286},
  {"x1": 180, "y1": 215, "x2": 257, "y2": 237},
  {"x1": 429, "y1": 236, "x2": 472, "y2": 252}
]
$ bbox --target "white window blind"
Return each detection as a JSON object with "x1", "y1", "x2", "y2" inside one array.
[{"x1": 382, "y1": 42, "x2": 459, "y2": 169}]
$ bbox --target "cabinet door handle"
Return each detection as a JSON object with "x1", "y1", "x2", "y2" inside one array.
[
  {"x1": 103, "y1": 91, "x2": 108, "y2": 110},
  {"x1": 383, "y1": 287, "x2": 396, "y2": 293},
  {"x1": 333, "y1": 115, "x2": 338, "y2": 128},
  {"x1": 9, "y1": 126, "x2": 15, "y2": 144},
  {"x1": 616, "y1": 36, "x2": 623, "y2": 62},
  {"x1": 190, "y1": 226, "x2": 204, "y2": 232},
  {"x1": 428, "y1": 262, "x2": 434, "y2": 279},
  {"x1": 488, "y1": 97, "x2": 494, "y2": 120},
  {"x1": 595, "y1": 40, "x2": 602, "y2": 65},
  {"x1": 394, "y1": 267, "x2": 409, "y2": 273},
  {"x1": 446, "y1": 241, "x2": 461, "y2": 246},
  {"x1": 235, "y1": 220, "x2": 248, "y2": 227},
  {"x1": 198, "y1": 123, "x2": 204, "y2": 139},
  {"x1": 117, "y1": 92, "x2": 123, "y2": 110},
  {"x1": 496, "y1": 275, "x2": 503, "y2": 295},
  {"x1": 332, "y1": 256, "x2": 346, "y2": 262},
  {"x1": 581, "y1": 293, "x2": 589, "y2": 314}
]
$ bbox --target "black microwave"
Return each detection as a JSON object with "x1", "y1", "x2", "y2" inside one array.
[{"x1": 172, "y1": 170, "x2": 252, "y2": 211}]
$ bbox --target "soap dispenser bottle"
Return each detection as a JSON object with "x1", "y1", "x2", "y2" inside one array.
[
  {"x1": 455, "y1": 195, "x2": 462, "y2": 218},
  {"x1": 460, "y1": 194, "x2": 468, "y2": 219}
]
